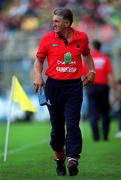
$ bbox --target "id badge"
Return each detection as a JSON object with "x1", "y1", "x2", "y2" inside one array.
[{"x1": 64, "y1": 52, "x2": 72, "y2": 64}]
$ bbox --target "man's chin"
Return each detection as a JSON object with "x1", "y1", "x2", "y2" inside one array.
[{"x1": 53, "y1": 30, "x2": 58, "y2": 33}]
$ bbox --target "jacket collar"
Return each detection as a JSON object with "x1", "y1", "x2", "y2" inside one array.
[{"x1": 54, "y1": 28, "x2": 82, "y2": 42}]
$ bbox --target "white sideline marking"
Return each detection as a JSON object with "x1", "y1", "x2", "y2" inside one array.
[{"x1": 0, "y1": 139, "x2": 48, "y2": 157}]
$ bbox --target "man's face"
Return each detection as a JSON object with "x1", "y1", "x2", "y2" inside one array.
[{"x1": 53, "y1": 15, "x2": 69, "y2": 33}]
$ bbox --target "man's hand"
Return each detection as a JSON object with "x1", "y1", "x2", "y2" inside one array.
[
  {"x1": 83, "y1": 71, "x2": 96, "y2": 86},
  {"x1": 33, "y1": 59, "x2": 45, "y2": 92},
  {"x1": 33, "y1": 77, "x2": 45, "y2": 93},
  {"x1": 82, "y1": 54, "x2": 96, "y2": 86}
]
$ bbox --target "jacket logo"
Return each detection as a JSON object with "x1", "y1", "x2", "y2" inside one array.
[{"x1": 51, "y1": 43, "x2": 59, "y2": 47}]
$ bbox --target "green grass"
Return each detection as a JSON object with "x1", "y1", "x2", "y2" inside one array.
[{"x1": 0, "y1": 120, "x2": 121, "y2": 180}]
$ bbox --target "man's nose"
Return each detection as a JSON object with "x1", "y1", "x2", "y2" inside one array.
[{"x1": 53, "y1": 22, "x2": 56, "y2": 26}]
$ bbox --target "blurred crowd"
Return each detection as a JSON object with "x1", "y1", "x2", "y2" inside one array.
[{"x1": 0, "y1": 0, "x2": 121, "y2": 49}]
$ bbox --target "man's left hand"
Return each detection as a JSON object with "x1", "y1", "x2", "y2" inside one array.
[{"x1": 83, "y1": 71, "x2": 96, "y2": 86}]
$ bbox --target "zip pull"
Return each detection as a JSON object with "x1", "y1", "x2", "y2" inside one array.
[{"x1": 59, "y1": 35, "x2": 68, "y2": 46}]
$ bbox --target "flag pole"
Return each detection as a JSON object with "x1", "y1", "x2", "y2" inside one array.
[{"x1": 4, "y1": 76, "x2": 15, "y2": 162}]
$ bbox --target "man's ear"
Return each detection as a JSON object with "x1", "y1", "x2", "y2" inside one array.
[{"x1": 64, "y1": 20, "x2": 70, "y2": 28}]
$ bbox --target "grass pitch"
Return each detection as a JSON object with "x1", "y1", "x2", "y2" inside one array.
[{"x1": 0, "y1": 120, "x2": 121, "y2": 180}]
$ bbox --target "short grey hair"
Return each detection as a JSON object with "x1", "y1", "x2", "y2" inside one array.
[{"x1": 53, "y1": 8, "x2": 73, "y2": 26}]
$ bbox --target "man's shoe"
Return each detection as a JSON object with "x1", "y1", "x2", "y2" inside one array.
[
  {"x1": 56, "y1": 157, "x2": 66, "y2": 176},
  {"x1": 68, "y1": 158, "x2": 79, "y2": 176}
]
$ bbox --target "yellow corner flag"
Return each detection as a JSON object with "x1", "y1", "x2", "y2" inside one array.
[
  {"x1": 4, "y1": 76, "x2": 37, "y2": 162},
  {"x1": 12, "y1": 76, "x2": 37, "y2": 112}
]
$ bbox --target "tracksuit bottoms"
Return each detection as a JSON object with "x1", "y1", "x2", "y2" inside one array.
[
  {"x1": 86, "y1": 84, "x2": 110, "y2": 140},
  {"x1": 44, "y1": 77, "x2": 83, "y2": 158}
]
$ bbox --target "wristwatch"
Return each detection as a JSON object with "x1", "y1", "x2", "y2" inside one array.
[{"x1": 89, "y1": 70, "x2": 96, "y2": 74}]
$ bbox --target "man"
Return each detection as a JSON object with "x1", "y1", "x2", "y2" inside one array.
[
  {"x1": 33, "y1": 8, "x2": 95, "y2": 176},
  {"x1": 83, "y1": 40, "x2": 116, "y2": 141},
  {"x1": 115, "y1": 80, "x2": 121, "y2": 138}
]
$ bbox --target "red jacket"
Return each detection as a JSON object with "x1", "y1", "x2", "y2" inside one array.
[
  {"x1": 83, "y1": 50, "x2": 112, "y2": 85},
  {"x1": 36, "y1": 28, "x2": 90, "y2": 80}
]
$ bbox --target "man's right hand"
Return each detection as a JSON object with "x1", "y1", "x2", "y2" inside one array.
[
  {"x1": 33, "y1": 78, "x2": 45, "y2": 93},
  {"x1": 33, "y1": 59, "x2": 45, "y2": 92}
]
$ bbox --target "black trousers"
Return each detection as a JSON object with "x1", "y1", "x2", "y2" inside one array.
[
  {"x1": 86, "y1": 84, "x2": 110, "y2": 140},
  {"x1": 117, "y1": 101, "x2": 121, "y2": 131},
  {"x1": 45, "y1": 77, "x2": 83, "y2": 158}
]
